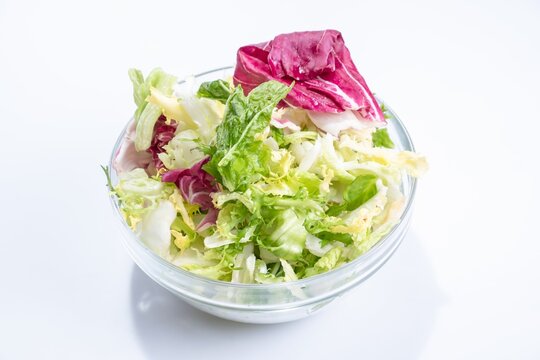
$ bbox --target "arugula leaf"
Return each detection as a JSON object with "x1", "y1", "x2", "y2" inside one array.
[
  {"x1": 197, "y1": 79, "x2": 232, "y2": 104},
  {"x1": 372, "y1": 128, "x2": 394, "y2": 148},
  {"x1": 343, "y1": 174, "x2": 378, "y2": 210},
  {"x1": 205, "y1": 81, "x2": 291, "y2": 191}
]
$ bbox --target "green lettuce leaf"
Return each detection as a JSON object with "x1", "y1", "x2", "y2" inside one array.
[
  {"x1": 128, "y1": 68, "x2": 177, "y2": 151},
  {"x1": 170, "y1": 215, "x2": 200, "y2": 255},
  {"x1": 158, "y1": 130, "x2": 205, "y2": 170},
  {"x1": 172, "y1": 245, "x2": 245, "y2": 281},
  {"x1": 269, "y1": 126, "x2": 286, "y2": 147},
  {"x1": 204, "y1": 81, "x2": 291, "y2": 191},
  {"x1": 258, "y1": 208, "x2": 307, "y2": 261},
  {"x1": 343, "y1": 174, "x2": 379, "y2": 210},
  {"x1": 254, "y1": 259, "x2": 283, "y2": 284},
  {"x1": 305, "y1": 247, "x2": 343, "y2": 278},
  {"x1": 316, "y1": 231, "x2": 353, "y2": 245},
  {"x1": 280, "y1": 258, "x2": 299, "y2": 282},
  {"x1": 137, "y1": 200, "x2": 177, "y2": 257},
  {"x1": 231, "y1": 243, "x2": 256, "y2": 283},
  {"x1": 114, "y1": 169, "x2": 175, "y2": 228},
  {"x1": 372, "y1": 128, "x2": 394, "y2": 148},
  {"x1": 196, "y1": 79, "x2": 232, "y2": 104}
]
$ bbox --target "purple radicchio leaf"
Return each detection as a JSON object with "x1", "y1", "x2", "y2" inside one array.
[
  {"x1": 162, "y1": 157, "x2": 219, "y2": 231},
  {"x1": 233, "y1": 30, "x2": 385, "y2": 123}
]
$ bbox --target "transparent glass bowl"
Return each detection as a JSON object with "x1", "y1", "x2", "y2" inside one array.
[{"x1": 108, "y1": 67, "x2": 417, "y2": 324}]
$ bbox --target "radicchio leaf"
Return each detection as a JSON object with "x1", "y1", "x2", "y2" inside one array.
[
  {"x1": 113, "y1": 121, "x2": 153, "y2": 175},
  {"x1": 196, "y1": 208, "x2": 219, "y2": 232},
  {"x1": 147, "y1": 115, "x2": 177, "y2": 170},
  {"x1": 162, "y1": 157, "x2": 219, "y2": 230},
  {"x1": 233, "y1": 30, "x2": 385, "y2": 123}
]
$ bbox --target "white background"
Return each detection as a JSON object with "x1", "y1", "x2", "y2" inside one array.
[{"x1": 1, "y1": 0, "x2": 539, "y2": 359}]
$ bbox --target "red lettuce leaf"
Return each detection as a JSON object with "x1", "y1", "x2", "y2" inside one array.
[
  {"x1": 147, "y1": 115, "x2": 177, "y2": 170},
  {"x1": 196, "y1": 208, "x2": 218, "y2": 232},
  {"x1": 233, "y1": 30, "x2": 384, "y2": 122},
  {"x1": 113, "y1": 121, "x2": 153, "y2": 174},
  {"x1": 162, "y1": 157, "x2": 219, "y2": 230}
]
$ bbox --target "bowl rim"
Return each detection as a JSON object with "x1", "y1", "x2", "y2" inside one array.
[{"x1": 108, "y1": 66, "x2": 417, "y2": 289}]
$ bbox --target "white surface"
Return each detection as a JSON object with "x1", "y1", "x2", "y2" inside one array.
[{"x1": 1, "y1": 0, "x2": 539, "y2": 358}]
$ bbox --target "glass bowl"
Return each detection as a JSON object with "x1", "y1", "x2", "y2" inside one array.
[{"x1": 107, "y1": 67, "x2": 417, "y2": 324}]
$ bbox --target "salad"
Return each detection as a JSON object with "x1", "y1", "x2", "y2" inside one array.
[{"x1": 105, "y1": 30, "x2": 427, "y2": 284}]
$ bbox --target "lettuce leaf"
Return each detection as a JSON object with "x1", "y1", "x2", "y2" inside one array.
[
  {"x1": 162, "y1": 158, "x2": 216, "y2": 209},
  {"x1": 173, "y1": 247, "x2": 237, "y2": 281},
  {"x1": 112, "y1": 121, "x2": 153, "y2": 175},
  {"x1": 232, "y1": 243, "x2": 256, "y2": 283},
  {"x1": 204, "y1": 81, "x2": 291, "y2": 191},
  {"x1": 158, "y1": 129, "x2": 205, "y2": 170},
  {"x1": 197, "y1": 79, "x2": 232, "y2": 104},
  {"x1": 171, "y1": 215, "x2": 198, "y2": 253},
  {"x1": 162, "y1": 157, "x2": 219, "y2": 231},
  {"x1": 146, "y1": 115, "x2": 177, "y2": 170},
  {"x1": 137, "y1": 200, "x2": 176, "y2": 257},
  {"x1": 343, "y1": 174, "x2": 378, "y2": 210},
  {"x1": 233, "y1": 30, "x2": 385, "y2": 122},
  {"x1": 305, "y1": 247, "x2": 343, "y2": 278},
  {"x1": 114, "y1": 169, "x2": 175, "y2": 228},
  {"x1": 279, "y1": 258, "x2": 299, "y2": 282},
  {"x1": 128, "y1": 68, "x2": 177, "y2": 151},
  {"x1": 254, "y1": 259, "x2": 283, "y2": 284},
  {"x1": 213, "y1": 200, "x2": 253, "y2": 240},
  {"x1": 372, "y1": 128, "x2": 394, "y2": 148},
  {"x1": 258, "y1": 208, "x2": 307, "y2": 261}
]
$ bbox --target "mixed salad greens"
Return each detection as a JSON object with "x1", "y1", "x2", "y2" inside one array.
[{"x1": 106, "y1": 30, "x2": 427, "y2": 283}]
